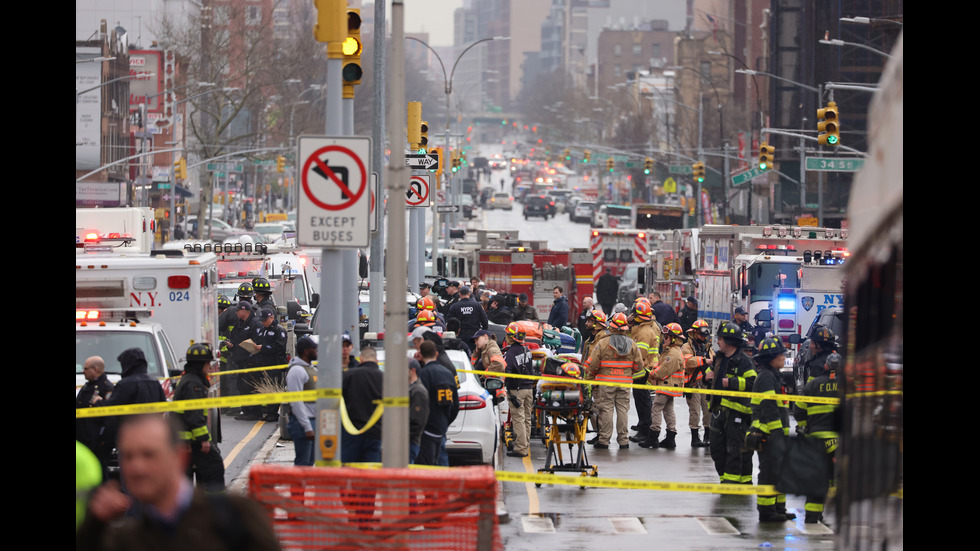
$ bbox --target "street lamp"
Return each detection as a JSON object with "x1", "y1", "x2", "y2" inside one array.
[
  {"x1": 819, "y1": 38, "x2": 893, "y2": 59},
  {"x1": 405, "y1": 35, "x2": 509, "y2": 249}
]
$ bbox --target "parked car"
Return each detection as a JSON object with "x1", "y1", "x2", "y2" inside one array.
[
  {"x1": 572, "y1": 201, "x2": 596, "y2": 223},
  {"x1": 546, "y1": 189, "x2": 574, "y2": 213},
  {"x1": 445, "y1": 349, "x2": 501, "y2": 465},
  {"x1": 185, "y1": 216, "x2": 246, "y2": 242},
  {"x1": 461, "y1": 194, "x2": 476, "y2": 219},
  {"x1": 489, "y1": 192, "x2": 513, "y2": 210},
  {"x1": 523, "y1": 194, "x2": 556, "y2": 220}
]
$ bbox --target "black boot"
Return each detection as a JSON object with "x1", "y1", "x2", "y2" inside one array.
[
  {"x1": 691, "y1": 429, "x2": 703, "y2": 448},
  {"x1": 638, "y1": 430, "x2": 661, "y2": 449},
  {"x1": 630, "y1": 426, "x2": 650, "y2": 442},
  {"x1": 759, "y1": 506, "x2": 788, "y2": 523},
  {"x1": 661, "y1": 430, "x2": 677, "y2": 449},
  {"x1": 701, "y1": 427, "x2": 710, "y2": 447}
]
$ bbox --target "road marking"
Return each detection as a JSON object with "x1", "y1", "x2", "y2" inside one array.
[
  {"x1": 697, "y1": 516, "x2": 740, "y2": 535},
  {"x1": 521, "y1": 515, "x2": 556, "y2": 533},
  {"x1": 609, "y1": 517, "x2": 646, "y2": 534},
  {"x1": 523, "y1": 455, "x2": 539, "y2": 515},
  {"x1": 223, "y1": 420, "x2": 266, "y2": 468}
]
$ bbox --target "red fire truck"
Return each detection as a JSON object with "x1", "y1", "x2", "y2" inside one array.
[{"x1": 478, "y1": 247, "x2": 593, "y2": 322}]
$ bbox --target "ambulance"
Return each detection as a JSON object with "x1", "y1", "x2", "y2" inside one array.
[
  {"x1": 75, "y1": 207, "x2": 157, "y2": 253},
  {"x1": 75, "y1": 245, "x2": 220, "y2": 356},
  {"x1": 695, "y1": 224, "x2": 848, "y2": 337}
]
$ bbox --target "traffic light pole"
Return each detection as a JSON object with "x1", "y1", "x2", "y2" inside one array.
[{"x1": 368, "y1": 0, "x2": 386, "y2": 335}]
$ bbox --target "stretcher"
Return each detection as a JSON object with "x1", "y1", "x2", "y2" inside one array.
[{"x1": 533, "y1": 358, "x2": 598, "y2": 485}]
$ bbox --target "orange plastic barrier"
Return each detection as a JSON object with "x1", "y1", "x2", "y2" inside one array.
[{"x1": 248, "y1": 465, "x2": 501, "y2": 551}]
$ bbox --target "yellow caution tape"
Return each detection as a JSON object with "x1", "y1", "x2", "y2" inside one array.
[
  {"x1": 460, "y1": 368, "x2": 840, "y2": 405},
  {"x1": 313, "y1": 462, "x2": 779, "y2": 496},
  {"x1": 74, "y1": 388, "x2": 339, "y2": 419},
  {"x1": 338, "y1": 398, "x2": 384, "y2": 436}
]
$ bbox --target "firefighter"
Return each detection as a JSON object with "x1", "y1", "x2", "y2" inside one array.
[
  {"x1": 706, "y1": 322, "x2": 757, "y2": 484},
  {"x1": 586, "y1": 312, "x2": 643, "y2": 449},
  {"x1": 581, "y1": 310, "x2": 608, "y2": 439},
  {"x1": 503, "y1": 323, "x2": 534, "y2": 458},
  {"x1": 683, "y1": 319, "x2": 714, "y2": 448},
  {"x1": 253, "y1": 277, "x2": 276, "y2": 315},
  {"x1": 173, "y1": 343, "x2": 225, "y2": 492},
  {"x1": 745, "y1": 337, "x2": 796, "y2": 522},
  {"x1": 802, "y1": 327, "x2": 837, "y2": 386},
  {"x1": 235, "y1": 282, "x2": 255, "y2": 304},
  {"x1": 640, "y1": 322, "x2": 686, "y2": 449},
  {"x1": 627, "y1": 298, "x2": 660, "y2": 444},
  {"x1": 796, "y1": 351, "x2": 841, "y2": 525}
]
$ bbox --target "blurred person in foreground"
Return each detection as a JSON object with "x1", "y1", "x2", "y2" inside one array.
[{"x1": 77, "y1": 414, "x2": 280, "y2": 551}]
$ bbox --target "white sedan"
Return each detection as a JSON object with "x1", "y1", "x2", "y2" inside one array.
[
  {"x1": 488, "y1": 192, "x2": 513, "y2": 210},
  {"x1": 445, "y1": 349, "x2": 501, "y2": 465}
]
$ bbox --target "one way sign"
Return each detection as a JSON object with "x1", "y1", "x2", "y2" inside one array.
[{"x1": 404, "y1": 153, "x2": 439, "y2": 170}]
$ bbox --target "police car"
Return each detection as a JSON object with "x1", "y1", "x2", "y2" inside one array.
[{"x1": 75, "y1": 309, "x2": 180, "y2": 396}]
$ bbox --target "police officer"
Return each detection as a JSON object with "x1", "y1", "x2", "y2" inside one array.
[
  {"x1": 627, "y1": 298, "x2": 660, "y2": 444},
  {"x1": 745, "y1": 337, "x2": 795, "y2": 522},
  {"x1": 502, "y1": 323, "x2": 534, "y2": 458},
  {"x1": 229, "y1": 302, "x2": 262, "y2": 420},
  {"x1": 641, "y1": 322, "x2": 686, "y2": 449},
  {"x1": 440, "y1": 281, "x2": 462, "y2": 316},
  {"x1": 732, "y1": 306, "x2": 753, "y2": 336},
  {"x1": 796, "y1": 351, "x2": 841, "y2": 525},
  {"x1": 706, "y1": 322, "x2": 757, "y2": 484},
  {"x1": 173, "y1": 343, "x2": 225, "y2": 493},
  {"x1": 586, "y1": 313, "x2": 643, "y2": 449},
  {"x1": 447, "y1": 286, "x2": 488, "y2": 349},
  {"x1": 682, "y1": 319, "x2": 714, "y2": 447},
  {"x1": 252, "y1": 277, "x2": 276, "y2": 316},
  {"x1": 247, "y1": 308, "x2": 288, "y2": 422}
]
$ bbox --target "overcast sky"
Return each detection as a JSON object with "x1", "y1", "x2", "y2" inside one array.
[{"x1": 395, "y1": 0, "x2": 463, "y2": 47}]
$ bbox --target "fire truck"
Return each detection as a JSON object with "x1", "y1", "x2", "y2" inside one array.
[
  {"x1": 631, "y1": 203, "x2": 687, "y2": 231},
  {"x1": 75, "y1": 245, "x2": 220, "y2": 359},
  {"x1": 477, "y1": 247, "x2": 593, "y2": 323},
  {"x1": 695, "y1": 224, "x2": 848, "y2": 338},
  {"x1": 644, "y1": 228, "x2": 700, "y2": 312}
]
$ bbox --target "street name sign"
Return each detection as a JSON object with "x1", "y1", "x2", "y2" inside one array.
[
  {"x1": 297, "y1": 135, "x2": 371, "y2": 248},
  {"x1": 805, "y1": 157, "x2": 865, "y2": 172},
  {"x1": 731, "y1": 166, "x2": 765, "y2": 186}
]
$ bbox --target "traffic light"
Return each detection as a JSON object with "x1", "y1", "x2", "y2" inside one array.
[
  {"x1": 758, "y1": 143, "x2": 775, "y2": 171},
  {"x1": 313, "y1": 0, "x2": 345, "y2": 44},
  {"x1": 419, "y1": 121, "x2": 429, "y2": 152},
  {"x1": 342, "y1": 9, "x2": 363, "y2": 90},
  {"x1": 276, "y1": 155, "x2": 285, "y2": 173},
  {"x1": 174, "y1": 157, "x2": 187, "y2": 180},
  {"x1": 407, "y1": 101, "x2": 422, "y2": 147},
  {"x1": 817, "y1": 101, "x2": 840, "y2": 146},
  {"x1": 644, "y1": 157, "x2": 653, "y2": 175},
  {"x1": 691, "y1": 162, "x2": 705, "y2": 183},
  {"x1": 563, "y1": 149, "x2": 571, "y2": 162},
  {"x1": 583, "y1": 150, "x2": 591, "y2": 163},
  {"x1": 606, "y1": 158, "x2": 614, "y2": 172}
]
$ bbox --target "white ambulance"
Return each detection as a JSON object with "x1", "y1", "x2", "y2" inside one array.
[{"x1": 75, "y1": 246, "x2": 220, "y2": 357}]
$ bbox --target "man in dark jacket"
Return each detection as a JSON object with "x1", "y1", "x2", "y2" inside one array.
[
  {"x1": 77, "y1": 356, "x2": 114, "y2": 471},
  {"x1": 651, "y1": 291, "x2": 678, "y2": 326},
  {"x1": 247, "y1": 308, "x2": 289, "y2": 422},
  {"x1": 228, "y1": 302, "x2": 261, "y2": 419},
  {"x1": 547, "y1": 286, "x2": 569, "y2": 329},
  {"x1": 596, "y1": 268, "x2": 619, "y2": 315},
  {"x1": 447, "y1": 286, "x2": 488, "y2": 349},
  {"x1": 487, "y1": 295, "x2": 515, "y2": 325},
  {"x1": 511, "y1": 293, "x2": 537, "y2": 321},
  {"x1": 100, "y1": 348, "x2": 167, "y2": 468},
  {"x1": 172, "y1": 343, "x2": 224, "y2": 493},
  {"x1": 341, "y1": 346, "x2": 384, "y2": 463},
  {"x1": 416, "y1": 341, "x2": 459, "y2": 466}
]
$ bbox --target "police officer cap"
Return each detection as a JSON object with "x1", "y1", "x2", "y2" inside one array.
[
  {"x1": 419, "y1": 282, "x2": 431, "y2": 289},
  {"x1": 237, "y1": 301, "x2": 253, "y2": 311},
  {"x1": 734, "y1": 306, "x2": 748, "y2": 315},
  {"x1": 258, "y1": 308, "x2": 275, "y2": 321}
]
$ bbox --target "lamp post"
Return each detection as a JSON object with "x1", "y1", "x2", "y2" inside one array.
[{"x1": 405, "y1": 35, "x2": 509, "y2": 256}]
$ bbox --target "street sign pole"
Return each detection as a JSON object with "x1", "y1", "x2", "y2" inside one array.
[
  {"x1": 343, "y1": 94, "x2": 360, "y2": 352},
  {"x1": 382, "y1": 0, "x2": 409, "y2": 468}
]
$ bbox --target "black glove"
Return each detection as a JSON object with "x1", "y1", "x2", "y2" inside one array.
[{"x1": 743, "y1": 429, "x2": 766, "y2": 452}]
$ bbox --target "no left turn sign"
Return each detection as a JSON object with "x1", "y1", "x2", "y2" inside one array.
[{"x1": 297, "y1": 136, "x2": 371, "y2": 248}]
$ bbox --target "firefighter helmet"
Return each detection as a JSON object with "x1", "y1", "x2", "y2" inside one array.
[
  {"x1": 609, "y1": 312, "x2": 629, "y2": 332},
  {"x1": 811, "y1": 326, "x2": 837, "y2": 347},
  {"x1": 688, "y1": 319, "x2": 710, "y2": 337},
  {"x1": 663, "y1": 322, "x2": 686, "y2": 341},
  {"x1": 217, "y1": 295, "x2": 232, "y2": 310},
  {"x1": 416, "y1": 296, "x2": 436, "y2": 311},
  {"x1": 631, "y1": 299, "x2": 654, "y2": 322},
  {"x1": 754, "y1": 337, "x2": 786, "y2": 362},
  {"x1": 589, "y1": 310, "x2": 608, "y2": 326},
  {"x1": 505, "y1": 322, "x2": 526, "y2": 343},
  {"x1": 237, "y1": 282, "x2": 254, "y2": 299},
  {"x1": 560, "y1": 362, "x2": 582, "y2": 379},
  {"x1": 416, "y1": 310, "x2": 437, "y2": 327},
  {"x1": 825, "y1": 352, "x2": 842, "y2": 371},
  {"x1": 718, "y1": 322, "x2": 744, "y2": 340},
  {"x1": 186, "y1": 342, "x2": 215, "y2": 363},
  {"x1": 253, "y1": 277, "x2": 272, "y2": 295}
]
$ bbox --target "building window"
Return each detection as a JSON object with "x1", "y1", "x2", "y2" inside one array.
[
  {"x1": 614, "y1": 65, "x2": 622, "y2": 77},
  {"x1": 614, "y1": 44, "x2": 622, "y2": 57},
  {"x1": 247, "y1": 6, "x2": 261, "y2": 25},
  {"x1": 652, "y1": 44, "x2": 661, "y2": 58},
  {"x1": 633, "y1": 44, "x2": 642, "y2": 56}
]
